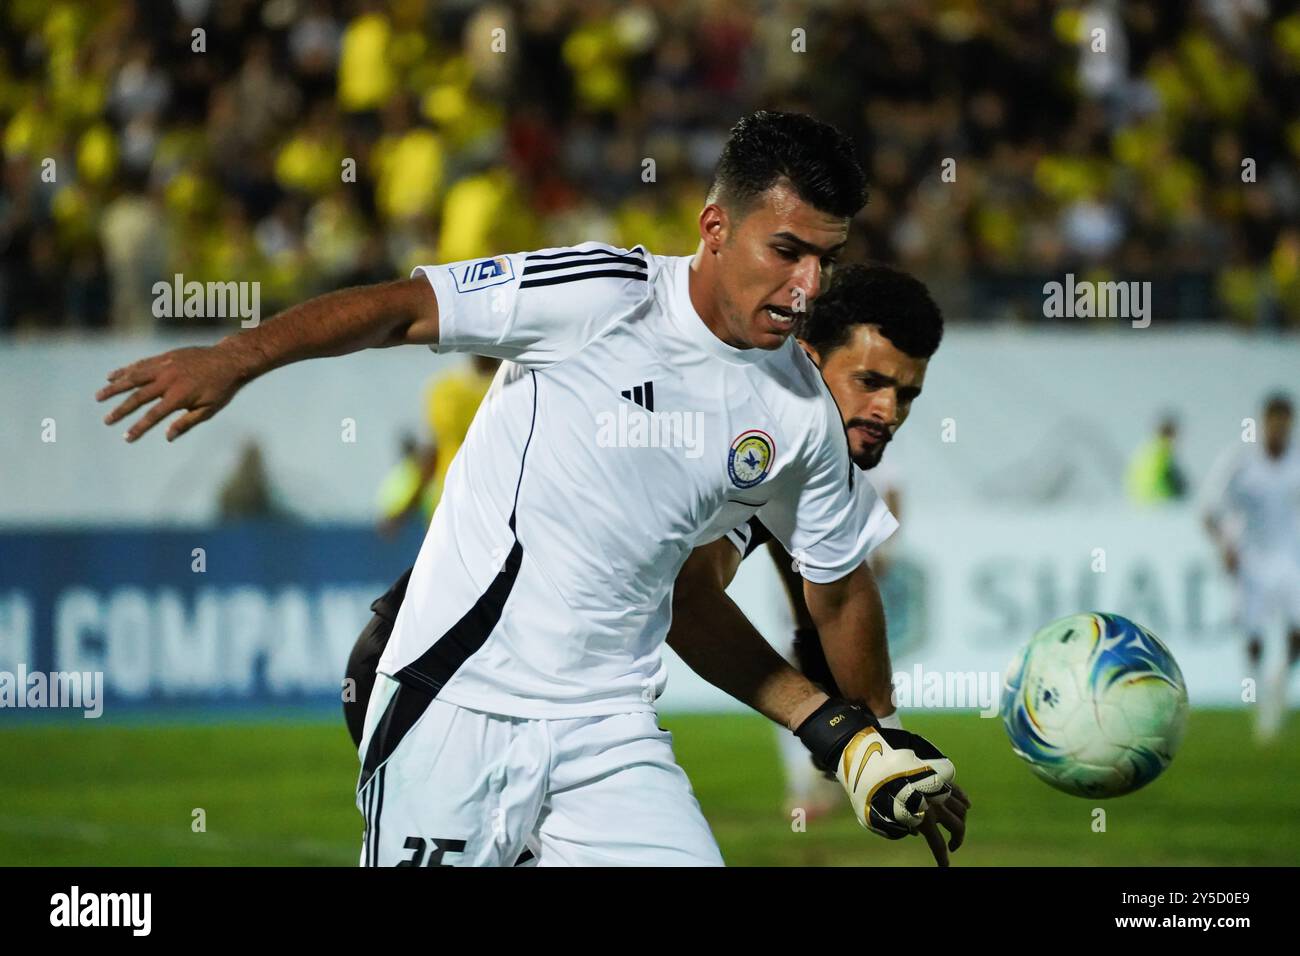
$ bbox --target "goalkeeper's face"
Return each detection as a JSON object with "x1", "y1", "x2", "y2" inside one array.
[
  {"x1": 1264, "y1": 406, "x2": 1292, "y2": 457},
  {"x1": 706, "y1": 181, "x2": 849, "y2": 352},
  {"x1": 803, "y1": 325, "x2": 929, "y2": 471}
]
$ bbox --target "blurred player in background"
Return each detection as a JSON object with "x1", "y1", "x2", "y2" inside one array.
[
  {"x1": 376, "y1": 355, "x2": 500, "y2": 535},
  {"x1": 1202, "y1": 393, "x2": 1300, "y2": 743},
  {"x1": 374, "y1": 432, "x2": 432, "y2": 530},
  {"x1": 1127, "y1": 414, "x2": 1188, "y2": 504}
]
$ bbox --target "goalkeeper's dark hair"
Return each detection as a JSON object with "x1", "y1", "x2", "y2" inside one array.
[
  {"x1": 796, "y1": 263, "x2": 944, "y2": 360},
  {"x1": 707, "y1": 111, "x2": 867, "y2": 221},
  {"x1": 1263, "y1": 392, "x2": 1293, "y2": 418}
]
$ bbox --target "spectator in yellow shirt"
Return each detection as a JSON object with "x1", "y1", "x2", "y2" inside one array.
[
  {"x1": 378, "y1": 355, "x2": 500, "y2": 534},
  {"x1": 1126, "y1": 416, "x2": 1188, "y2": 504}
]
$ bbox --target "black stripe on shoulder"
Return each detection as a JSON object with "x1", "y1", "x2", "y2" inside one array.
[
  {"x1": 522, "y1": 254, "x2": 646, "y2": 277},
  {"x1": 524, "y1": 244, "x2": 646, "y2": 262},
  {"x1": 519, "y1": 268, "x2": 648, "y2": 289}
]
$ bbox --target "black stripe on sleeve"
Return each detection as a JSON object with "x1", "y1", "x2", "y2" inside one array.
[
  {"x1": 523, "y1": 244, "x2": 645, "y2": 262},
  {"x1": 519, "y1": 268, "x2": 648, "y2": 289},
  {"x1": 521, "y1": 254, "x2": 646, "y2": 276}
]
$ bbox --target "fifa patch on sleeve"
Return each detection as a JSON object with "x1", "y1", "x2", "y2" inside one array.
[{"x1": 452, "y1": 256, "x2": 515, "y2": 293}]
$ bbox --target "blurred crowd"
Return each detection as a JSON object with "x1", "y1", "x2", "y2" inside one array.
[{"x1": 2, "y1": 0, "x2": 1299, "y2": 332}]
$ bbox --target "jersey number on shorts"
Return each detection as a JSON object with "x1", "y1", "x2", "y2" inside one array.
[{"x1": 397, "y1": 836, "x2": 467, "y2": 867}]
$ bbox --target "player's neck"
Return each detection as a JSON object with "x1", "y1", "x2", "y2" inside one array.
[{"x1": 687, "y1": 245, "x2": 736, "y2": 348}]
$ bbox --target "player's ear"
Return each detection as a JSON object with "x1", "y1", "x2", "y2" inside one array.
[
  {"x1": 797, "y1": 339, "x2": 821, "y2": 368},
  {"x1": 699, "y1": 203, "x2": 727, "y2": 253}
]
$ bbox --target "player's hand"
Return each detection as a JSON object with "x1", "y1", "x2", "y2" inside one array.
[
  {"x1": 97, "y1": 344, "x2": 247, "y2": 442},
  {"x1": 794, "y1": 699, "x2": 956, "y2": 846},
  {"x1": 836, "y1": 723, "x2": 956, "y2": 841},
  {"x1": 915, "y1": 783, "x2": 971, "y2": 867}
]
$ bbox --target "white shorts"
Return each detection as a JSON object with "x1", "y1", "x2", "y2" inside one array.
[
  {"x1": 1237, "y1": 553, "x2": 1300, "y2": 636},
  {"x1": 355, "y1": 674, "x2": 723, "y2": 866}
]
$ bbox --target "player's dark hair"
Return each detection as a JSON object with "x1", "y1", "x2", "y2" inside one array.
[
  {"x1": 707, "y1": 111, "x2": 867, "y2": 220},
  {"x1": 796, "y1": 263, "x2": 944, "y2": 360},
  {"x1": 1264, "y1": 392, "x2": 1293, "y2": 417}
]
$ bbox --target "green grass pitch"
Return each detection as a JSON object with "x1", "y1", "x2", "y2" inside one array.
[{"x1": 0, "y1": 709, "x2": 1295, "y2": 866}]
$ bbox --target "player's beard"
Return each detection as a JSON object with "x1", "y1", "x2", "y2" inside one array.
[{"x1": 847, "y1": 419, "x2": 891, "y2": 470}]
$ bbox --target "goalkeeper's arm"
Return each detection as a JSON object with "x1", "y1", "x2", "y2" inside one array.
[{"x1": 668, "y1": 540, "x2": 962, "y2": 858}]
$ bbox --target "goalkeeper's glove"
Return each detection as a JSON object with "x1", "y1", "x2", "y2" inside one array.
[{"x1": 795, "y1": 698, "x2": 956, "y2": 839}]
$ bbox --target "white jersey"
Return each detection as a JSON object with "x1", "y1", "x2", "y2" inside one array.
[
  {"x1": 1200, "y1": 442, "x2": 1300, "y2": 562},
  {"x1": 377, "y1": 242, "x2": 897, "y2": 718}
]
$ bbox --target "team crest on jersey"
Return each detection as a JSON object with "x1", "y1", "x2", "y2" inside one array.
[
  {"x1": 728, "y1": 430, "x2": 775, "y2": 489},
  {"x1": 452, "y1": 256, "x2": 514, "y2": 293}
]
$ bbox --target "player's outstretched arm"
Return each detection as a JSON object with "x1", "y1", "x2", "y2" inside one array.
[
  {"x1": 97, "y1": 278, "x2": 440, "y2": 442},
  {"x1": 668, "y1": 538, "x2": 830, "y2": 730},
  {"x1": 670, "y1": 543, "x2": 966, "y2": 863},
  {"x1": 670, "y1": 540, "x2": 968, "y2": 863}
]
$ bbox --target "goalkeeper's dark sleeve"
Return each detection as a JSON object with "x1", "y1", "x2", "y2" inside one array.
[{"x1": 792, "y1": 625, "x2": 844, "y2": 699}]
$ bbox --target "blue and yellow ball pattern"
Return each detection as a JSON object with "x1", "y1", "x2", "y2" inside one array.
[{"x1": 1001, "y1": 612, "x2": 1189, "y2": 798}]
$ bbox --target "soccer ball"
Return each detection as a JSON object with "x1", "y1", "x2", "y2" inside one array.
[{"x1": 1000, "y1": 612, "x2": 1189, "y2": 799}]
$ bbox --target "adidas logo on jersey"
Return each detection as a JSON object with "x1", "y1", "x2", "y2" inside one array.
[
  {"x1": 619, "y1": 381, "x2": 655, "y2": 412},
  {"x1": 596, "y1": 383, "x2": 704, "y2": 460}
]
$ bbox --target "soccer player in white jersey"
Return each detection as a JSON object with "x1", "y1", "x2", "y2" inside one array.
[
  {"x1": 341, "y1": 265, "x2": 970, "y2": 862},
  {"x1": 1202, "y1": 393, "x2": 1300, "y2": 743},
  {"x1": 97, "y1": 111, "x2": 959, "y2": 865}
]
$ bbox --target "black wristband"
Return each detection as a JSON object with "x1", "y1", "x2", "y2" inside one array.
[{"x1": 794, "y1": 698, "x2": 878, "y2": 773}]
